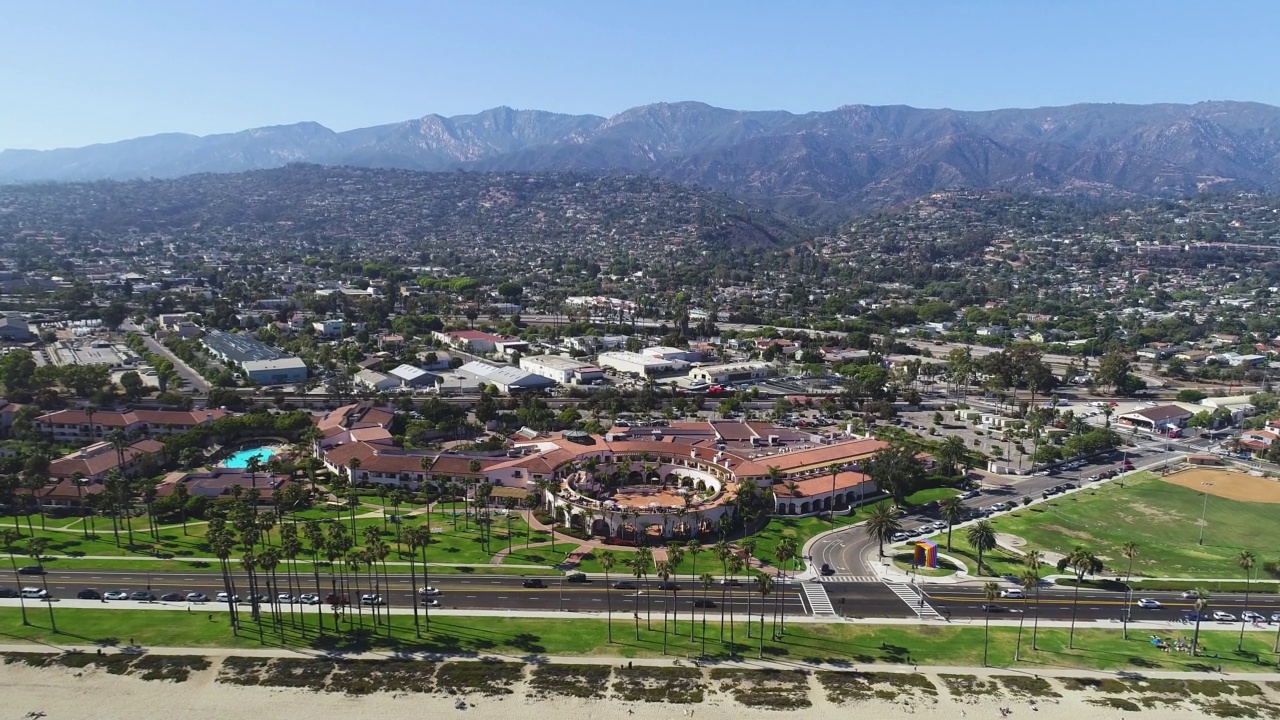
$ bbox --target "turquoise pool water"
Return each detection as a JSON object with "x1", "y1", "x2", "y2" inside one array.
[{"x1": 222, "y1": 446, "x2": 278, "y2": 468}]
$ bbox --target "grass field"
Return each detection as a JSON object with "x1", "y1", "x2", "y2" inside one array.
[
  {"x1": 2, "y1": 607, "x2": 1278, "y2": 673},
  {"x1": 985, "y1": 471, "x2": 1276, "y2": 579}
]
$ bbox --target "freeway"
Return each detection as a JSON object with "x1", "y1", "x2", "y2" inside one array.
[
  {"x1": 923, "y1": 585, "x2": 1280, "y2": 624},
  {"x1": 8, "y1": 570, "x2": 808, "y2": 615}
]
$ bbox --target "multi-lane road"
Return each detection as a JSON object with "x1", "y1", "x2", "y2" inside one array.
[{"x1": 9, "y1": 569, "x2": 808, "y2": 616}]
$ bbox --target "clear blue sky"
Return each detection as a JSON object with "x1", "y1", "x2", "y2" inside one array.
[{"x1": 2, "y1": 0, "x2": 1275, "y2": 150}]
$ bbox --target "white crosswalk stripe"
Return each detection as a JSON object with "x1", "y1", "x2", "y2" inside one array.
[
  {"x1": 816, "y1": 575, "x2": 878, "y2": 583},
  {"x1": 883, "y1": 580, "x2": 945, "y2": 621},
  {"x1": 800, "y1": 581, "x2": 836, "y2": 615}
]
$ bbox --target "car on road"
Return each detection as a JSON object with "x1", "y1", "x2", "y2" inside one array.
[
  {"x1": 890, "y1": 532, "x2": 911, "y2": 542},
  {"x1": 21, "y1": 587, "x2": 48, "y2": 599},
  {"x1": 17, "y1": 565, "x2": 45, "y2": 575},
  {"x1": 1136, "y1": 598, "x2": 1162, "y2": 609},
  {"x1": 216, "y1": 592, "x2": 240, "y2": 603},
  {"x1": 104, "y1": 590, "x2": 130, "y2": 601},
  {"x1": 360, "y1": 594, "x2": 386, "y2": 606},
  {"x1": 419, "y1": 587, "x2": 442, "y2": 596},
  {"x1": 423, "y1": 599, "x2": 440, "y2": 607},
  {"x1": 323, "y1": 593, "x2": 350, "y2": 605},
  {"x1": 1180, "y1": 590, "x2": 1200, "y2": 599},
  {"x1": 299, "y1": 594, "x2": 320, "y2": 605},
  {"x1": 820, "y1": 563, "x2": 835, "y2": 576},
  {"x1": 277, "y1": 593, "x2": 295, "y2": 604},
  {"x1": 159, "y1": 592, "x2": 183, "y2": 602},
  {"x1": 130, "y1": 591, "x2": 156, "y2": 601},
  {"x1": 961, "y1": 490, "x2": 981, "y2": 500},
  {"x1": 522, "y1": 579, "x2": 546, "y2": 589},
  {"x1": 186, "y1": 593, "x2": 209, "y2": 603},
  {"x1": 693, "y1": 598, "x2": 716, "y2": 608},
  {"x1": 718, "y1": 578, "x2": 741, "y2": 586},
  {"x1": 1212, "y1": 611, "x2": 1236, "y2": 622},
  {"x1": 1271, "y1": 612, "x2": 1280, "y2": 623},
  {"x1": 0, "y1": 587, "x2": 18, "y2": 598},
  {"x1": 566, "y1": 572, "x2": 589, "y2": 583},
  {"x1": 77, "y1": 589, "x2": 102, "y2": 600},
  {"x1": 612, "y1": 581, "x2": 637, "y2": 590},
  {"x1": 998, "y1": 588, "x2": 1024, "y2": 599},
  {"x1": 656, "y1": 581, "x2": 680, "y2": 591},
  {"x1": 980, "y1": 603, "x2": 1008, "y2": 613},
  {"x1": 1241, "y1": 611, "x2": 1265, "y2": 622},
  {"x1": 929, "y1": 521, "x2": 949, "y2": 532}
]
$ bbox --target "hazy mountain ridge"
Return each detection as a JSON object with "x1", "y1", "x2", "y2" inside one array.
[{"x1": 5, "y1": 100, "x2": 1280, "y2": 216}]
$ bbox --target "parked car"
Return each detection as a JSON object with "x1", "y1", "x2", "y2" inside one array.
[
  {"x1": 1136, "y1": 598, "x2": 1162, "y2": 609},
  {"x1": 159, "y1": 592, "x2": 183, "y2": 602},
  {"x1": 186, "y1": 592, "x2": 209, "y2": 603},
  {"x1": 820, "y1": 563, "x2": 835, "y2": 576},
  {"x1": 360, "y1": 594, "x2": 386, "y2": 606},
  {"x1": 0, "y1": 587, "x2": 18, "y2": 598},
  {"x1": 277, "y1": 593, "x2": 295, "y2": 604},
  {"x1": 522, "y1": 579, "x2": 546, "y2": 589},
  {"x1": 77, "y1": 589, "x2": 102, "y2": 600},
  {"x1": 130, "y1": 591, "x2": 156, "y2": 601},
  {"x1": 20, "y1": 587, "x2": 48, "y2": 599},
  {"x1": 1241, "y1": 610, "x2": 1265, "y2": 622},
  {"x1": 17, "y1": 565, "x2": 45, "y2": 575},
  {"x1": 216, "y1": 592, "x2": 240, "y2": 603},
  {"x1": 1270, "y1": 612, "x2": 1280, "y2": 623},
  {"x1": 566, "y1": 572, "x2": 589, "y2": 583},
  {"x1": 1212, "y1": 611, "x2": 1236, "y2": 622},
  {"x1": 104, "y1": 590, "x2": 130, "y2": 601},
  {"x1": 299, "y1": 594, "x2": 320, "y2": 605},
  {"x1": 890, "y1": 532, "x2": 911, "y2": 542},
  {"x1": 692, "y1": 598, "x2": 716, "y2": 608}
]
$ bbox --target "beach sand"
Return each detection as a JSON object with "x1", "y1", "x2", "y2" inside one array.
[{"x1": 2, "y1": 659, "x2": 1273, "y2": 720}]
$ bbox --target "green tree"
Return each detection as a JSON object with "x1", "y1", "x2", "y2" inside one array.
[
  {"x1": 863, "y1": 444, "x2": 926, "y2": 506},
  {"x1": 863, "y1": 504, "x2": 902, "y2": 558},
  {"x1": 1237, "y1": 550, "x2": 1256, "y2": 652},
  {"x1": 1058, "y1": 546, "x2": 1103, "y2": 649},
  {"x1": 938, "y1": 496, "x2": 964, "y2": 551},
  {"x1": 26, "y1": 537, "x2": 56, "y2": 633},
  {"x1": 754, "y1": 572, "x2": 773, "y2": 659},
  {"x1": 965, "y1": 520, "x2": 997, "y2": 576},
  {"x1": 1190, "y1": 588, "x2": 1210, "y2": 657},
  {"x1": 982, "y1": 581, "x2": 999, "y2": 666},
  {"x1": 1, "y1": 528, "x2": 29, "y2": 626},
  {"x1": 1014, "y1": 568, "x2": 1038, "y2": 661},
  {"x1": 600, "y1": 550, "x2": 617, "y2": 644}
]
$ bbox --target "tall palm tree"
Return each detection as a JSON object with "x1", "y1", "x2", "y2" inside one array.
[
  {"x1": 1058, "y1": 546, "x2": 1102, "y2": 649},
  {"x1": 863, "y1": 504, "x2": 902, "y2": 558},
  {"x1": 655, "y1": 560, "x2": 672, "y2": 654},
  {"x1": 1237, "y1": 550, "x2": 1257, "y2": 652},
  {"x1": 665, "y1": 543, "x2": 684, "y2": 634},
  {"x1": 208, "y1": 526, "x2": 239, "y2": 631},
  {"x1": 280, "y1": 525, "x2": 303, "y2": 634},
  {"x1": 726, "y1": 554, "x2": 744, "y2": 657},
  {"x1": 686, "y1": 540, "x2": 702, "y2": 640},
  {"x1": 404, "y1": 526, "x2": 423, "y2": 637},
  {"x1": 773, "y1": 537, "x2": 798, "y2": 637},
  {"x1": 754, "y1": 572, "x2": 773, "y2": 659},
  {"x1": 939, "y1": 497, "x2": 964, "y2": 551},
  {"x1": 240, "y1": 549, "x2": 263, "y2": 641},
  {"x1": 303, "y1": 520, "x2": 326, "y2": 635},
  {"x1": 345, "y1": 550, "x2": 364, "y2": 629},
  {"x1": 257, "y1": 547, "x2": 282, "y2": 632},
  {"x1": 1120, "y1": 541, "x2": 1140, "y2": 640},
  {"x1": 1014, "y1": 568, "x2": 1038, "y2": 661},
  {"x1": 699, "y1": 572, "x2": 714, "y2": 657},
  {"x1": 1, "y1": 529, "x2": 29, "y2": 626},
  {"x1": 982, "y1": 581, "x2": 999, "y2": 666},
  {"x1": 966, "y1": 520, "x2": 997, "y2": 576},
  {"x1": 600, "y1": 550, "x2": 617, "y2": 644},
  {"x1": 627, "y1": 554, "x2": 645, "y2": 640},
  {"x1": 1023, "y1": 549, "x2": 1044, "y2": 650},
  {"x1": 1190, "y1": 588, "x2": 1210, "y2": 657},
  {"x1": 713, "y1": 540, "x2": 732, "y2": 641},
  {"x1": 634, "y1": 546, "x2": 654, "y2": 630}
]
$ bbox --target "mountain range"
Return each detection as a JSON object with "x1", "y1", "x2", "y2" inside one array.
[{"x1": 5, "y1": 100, "x2": 1280, "y2": 218}]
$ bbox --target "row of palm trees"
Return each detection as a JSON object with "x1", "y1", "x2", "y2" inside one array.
[{"x1": 1, "y1": 529, "x2": 56, "y2": 633}]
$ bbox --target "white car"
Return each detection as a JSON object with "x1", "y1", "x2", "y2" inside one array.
[
  {"x1": 277, "y1": 593, "x2": 294, "y2": 604},
  {"x1": 1180, "y1": 590, "x2": 1199, "y2": 599},
  {"x1": 1212, "y1": 611, "x2": 1236, "y2": 622},
  {"x1": 360, "y1": 594, "x2": 386, "y2": 606},
  {"x1": 216, "y1": 592, "x2": 240, "y2": 603},
  {"x1": 1241, "y1": 610, "x2": 1265, "y2": 622},
  {"x1": 419, "y1": 587, "x2": 442, "y2": 596},
  {"x1": 423, "y1": 599, "x2": 440, "y2": 608},
  {"x1": 998, "y1": 588, "x2": 1024, "y2": 599},
  {"x1": 1136, "y1": 598, "x2": 1161, "y2": 609},
  {"x1": 890, "y1": 532, "x2": 911, "y2": 542},
  {"x1": 185, "y1": 592, "x2": 209, "y2": 603},
  {"x1": 103, "y1": 590, "x2": 130, "y2": 601},
  {"x1": 299, "y1": 593, "x2": 320, "y2": 605}
]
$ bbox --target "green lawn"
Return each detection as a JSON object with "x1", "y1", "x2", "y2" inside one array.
[
  {"x1": 903, "y1": 487, "x2": 959, "y2": 505},
  {"x1": 748, "y1": 514, "x2": 859, "y2": 571},
  {"x1": 983, "y1": 471, "x2": 1276, "y2": 579},
  {"x1": 3, "y1": 607, "x2": 1278, "y2": 673}
]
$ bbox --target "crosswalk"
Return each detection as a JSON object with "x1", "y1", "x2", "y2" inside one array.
[
  {"x1": 883, "y1": 580, "x2": 945, "y2": 621},
  {"x1": 815, "y1": 574, "x2": 878, "y2": 583},
  {"x1": 800, "y1": 581, "x2": 836, "y2": 615}
]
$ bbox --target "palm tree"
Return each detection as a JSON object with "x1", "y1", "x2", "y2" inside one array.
[
  {"x1": 665, "y1": 543, "x2": 684, "y2": 634},
  {"x1": 966, "y1": 520, "x2": 997, "y2": 576},
  {"x1": 345, "y1": 551, "x2": 364, "y2": 629},
  {"x1": 939, "y1": 497, "x2": 964, "y2": 551},
  {"x1": 655, "y1": 560, "x2": 672, "y2": 654},
  {"x1": 22, "y1": 537, "x2": 55, "y2": 631},
  {"x1": 713, "y1": 540, "x2": 732, "y2": 640},
  {"x1": 303, "y1": 520, "x2": 326, "y2": 635},
  {"x1": 982, "y1": 581, "x2": 999, "y2": 666},
  {"x1": 726, "y1": 554, "x2": 745, "y2": 657},
  {"x1": 699, "y1": 572, "x2": 714, "y2": 656},
  {"x1": 404, "y1": 526, "x2": 423, "y2": 637},
  {"x1": 1190, "y1": 588, "x2": 1210, "y2": 657},
  {"x1": 1237, "y1": 550, "x2": 1257, "y2": 652},
  {"x1": 208, "y1": 526, "x2": 239, "y2": 631},
  {"x1": 1120, "y1": 541, "x2": 1140, "y2": 640},
  {"x1": 634, "y1": 546, "x2": 654, "y2": 630},
  {"x1": 773, "y1": 537, "x2": 798, "y2": 637},
  {"x1": 1014, "y1": 568, "x2": 1038, "y2": 661},
  {"x1": 627, "y1": 554, "x2": 646, "y2": 640},
  {"x1": 864, "y1": 504, "x2": 902, "y2": 558},
  {"x1": 240, "y1": 549, "x2": 263, "y2": 641},
  {"x1": 600, "y1": 550, "x2": 617, "y2": 643},
  {"x1": 257, "y1": 548, "x2": 282, "y2": 632},
  {"x1": 1058, "y1": 546, "x2": 1102, "y2": 649},
  {"x1": 1023, "y1": 549, "x2": 1043, "y2": 650},
  {"x1": 1, "y1": 528, "x2": 29, "y2": 626},
  {"x1": 686, "y1": 541, "x2": 703, "y2": 639},
  {"x1": 280, "y1": 524, "x2": 303, "y2": 634},
  {"x1": 754, "y1": 572, "x2": 773, "y2": 659}
]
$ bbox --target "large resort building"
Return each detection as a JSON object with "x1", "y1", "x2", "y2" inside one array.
[{"x1": 314, "y1": 405, "x2": 893, "y2": 542}]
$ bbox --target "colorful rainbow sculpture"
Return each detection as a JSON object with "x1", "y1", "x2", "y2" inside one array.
[{"x1": 913, "y1": 539, "x2": 938, "y2": 569}]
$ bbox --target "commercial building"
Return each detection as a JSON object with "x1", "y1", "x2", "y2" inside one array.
[
  {"x1": 688, "y1": 361, "x2": 772, "y2": 385},
  {"x1": 202, "y1": 329, "x2": 288, "y2": 364},
  {"x1": 241, "y1": 357, "x2": 309, "y2": 385},
  {"x1": 597, "y1": 351, "x2": 680, "y2": 376},
  {"x1": 1117, "y1": 404, "x2": 1194, "y2": 432},
  {"x1": 388, "y1": 363, "x2": 440, "y2": 388},
  {"x1": 356, "y1": 369, "x2": 402, "y2": 393},
  {"x1": 643, "y1": 346, "x2": 701, "y2": 362},
  {"x1": 0, "y1": 316, "x2": 35, "y2": 342},
  {"x1": 457, "y1": 360, "x2": 554, "y2": 393},
  {"x1": 519, "y1": 355, "x2": 605, "y2": 384}
]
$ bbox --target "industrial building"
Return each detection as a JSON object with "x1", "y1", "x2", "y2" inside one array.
[
  {"x1": 519, "y1": 355, "x2": 605, "y2": 384},
  {"x1": 688, "y1": 361, "x2": 772, "y2": 385},
  {"x1": 241, "y1": 357, "x2": 309, "y2": 385},
  {"x1": 202, "y1": 329, "x2": 307, "y2": 384},
  {"x1": 388, "y1": 363, "x2": 439, "y2": 388},
  {"x1": 597, "y1": 351, "x2": 681, "y2": 377},
  {"x1": 457, "y1": 361, "x2": 554, "y2": 393},
  {"x1": 643, "y1": 346, "x2": 701, "y2": 362}
]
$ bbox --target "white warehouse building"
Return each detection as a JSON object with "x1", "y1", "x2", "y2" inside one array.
[
  {"x1": 688, "y1": 361, "x2": 772, "y2": 385},
  {"x1": 597, "y1": 351, "x2": 683, "y2": 377},
  {"x1": 519, "y1": 355, "x2": 605, "y2": 385}
]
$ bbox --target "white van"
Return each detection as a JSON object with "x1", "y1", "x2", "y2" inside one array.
[
  {"x1": 998, "y1": 588, "x2": 1025, "y2": 599},
  {"x1": 20, "y1": 587, "x2": 47, "y2": 599}
]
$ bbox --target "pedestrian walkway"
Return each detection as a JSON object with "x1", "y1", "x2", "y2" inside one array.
[
  {"x1": 816, "y1": 574, "x2": 878, "y2": 583},
  {"x1": 883, "y1": 580, "x2": 946, "y2": 621},
  {"x1": 800, "y1": 580, "x2": 836, "y2": 616}
]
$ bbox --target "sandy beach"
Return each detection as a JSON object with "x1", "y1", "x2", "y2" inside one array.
[{"x1": 2, "y1": 656, "x2": 1275, "y2": 720}]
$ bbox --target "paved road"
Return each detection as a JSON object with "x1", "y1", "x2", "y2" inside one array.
[
  {"x1": 12, "y1": 570, "x2": 807, "y2": 615},
  {"x1": 925, "y1": 585, "x2": 1280, "y2": 624},
  {"x1": 122, "y1": 321, "x2": 209, "y2": 392}
]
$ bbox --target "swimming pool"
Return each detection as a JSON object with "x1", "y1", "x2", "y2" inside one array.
[{"x1": 221, "y1": 446, "x2": 278, "y2": 468}]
